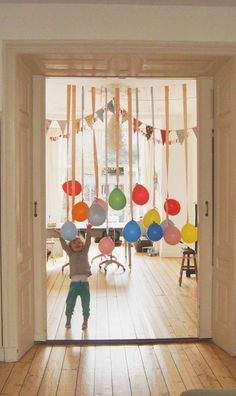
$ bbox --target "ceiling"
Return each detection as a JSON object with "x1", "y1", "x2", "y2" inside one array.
[{"x1": 1, "y1": 0, "x2": 236, "y2": 4}]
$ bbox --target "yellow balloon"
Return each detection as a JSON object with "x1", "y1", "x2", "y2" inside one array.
[
  {"x1": 181, "y1": 223, "x2": 198, "y2": 243},
  {"x1": 143, "y1": 208, "x2": 161, "y2": 228}
]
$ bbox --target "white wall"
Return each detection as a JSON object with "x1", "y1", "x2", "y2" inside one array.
[
  {"x1": 0, "y1": 4, "x2": 236, "y2": 41},
  {"x1": 0, "y1": 4, "x2": 236, "y2": 111}
]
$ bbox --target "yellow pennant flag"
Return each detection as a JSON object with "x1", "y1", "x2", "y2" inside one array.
[{"x1": 85, "y1": 114, "x2": 94, "y2": 129}]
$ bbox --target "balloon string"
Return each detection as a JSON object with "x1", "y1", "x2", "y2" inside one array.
[
  {"x1": 165, "y1": 86, "x2": 170, "y2": 220},
  {"x1": 105, "y1": 88, "x2": 109, "y2": 234},
  {"x1": 127, "y1": 88, "x2": 133, "y2": 219},
  {"x1": 183, "y1": 83, "x2": 189, "y2": 223},
  {"x1": 151, "y1": 87, "x2": 156, "y2": 208},
  {"x1": 81, "y1": 86, "x2": 84, "y2": 201},
  {"x1": 71, "y1": 85, "x2": 76, "y2": 209},
  {"x1": 115, "y1": 88, "x2": 120, "y2": 187},
  {"x1": 66, "y1": 84, "x2": 71, "y2": 221},
  {"x1": 135, "y1": 88, "x2": 140, "y2": 183},
  {"x1": 92, "y1": 87, "x2": 99, "y2": 198}
]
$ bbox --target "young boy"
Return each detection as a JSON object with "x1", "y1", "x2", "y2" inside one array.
[{"x1": 56, "y1": 224, "x2": 92, "y2": 330}]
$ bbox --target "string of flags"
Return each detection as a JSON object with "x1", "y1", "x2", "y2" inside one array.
[{"x1": 46, "y1": 98, "x2": 198, "y2": 144}]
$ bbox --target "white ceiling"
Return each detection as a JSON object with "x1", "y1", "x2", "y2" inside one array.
[{"x1": 0, "y1": 0, "x2": 236, "y2": 4}]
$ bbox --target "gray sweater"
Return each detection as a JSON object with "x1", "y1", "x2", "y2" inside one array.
[{"x1": 59, "y1": 232, "x2": 92, "y2": 278}]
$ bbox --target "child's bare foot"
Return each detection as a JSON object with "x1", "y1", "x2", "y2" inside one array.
[{"x1": 82, "y1": 321, "x2": 87, "y2": 330}]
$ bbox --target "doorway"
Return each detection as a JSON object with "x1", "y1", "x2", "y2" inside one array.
[{"x1": 2, "y1": 40, "x2": 218, "y2": 360}]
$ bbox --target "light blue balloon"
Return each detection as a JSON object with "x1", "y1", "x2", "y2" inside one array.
[
  {"x1": 123, "y1": 220, "x2": 141, "y2": 243},
  {"x1": 88, "y1": 203, "x2": 106, "y2": 226},
  {"x1": 60, "y1": 221, "x2": 77, "y2": 241},
  {"x1": 147, "y1": 222, "x2": 163, "y2": 241},
  {"x1": 160, "y1": 218, "x2": 174, "y2": 231}
]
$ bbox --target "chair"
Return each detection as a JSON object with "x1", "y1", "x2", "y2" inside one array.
[
  {"x1": 179, "y1": 243, "x2": 198, "y2": 286},
  {"x1": 99, "y1": 229, "x2": 125, "y2": 272}
]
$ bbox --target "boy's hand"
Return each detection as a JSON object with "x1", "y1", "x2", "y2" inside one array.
[{"x1": 87, "y1": 223, "x2": 92, "y2": 231}]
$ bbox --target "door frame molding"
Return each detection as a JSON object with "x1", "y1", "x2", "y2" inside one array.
[{"x1": 2, "y1": 39, "x2": 235, "y2": 359}]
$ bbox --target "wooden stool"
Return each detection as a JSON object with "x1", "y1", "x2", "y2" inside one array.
[{"x1": 179, "y1": 247, "x2": 198, "y2": 286}]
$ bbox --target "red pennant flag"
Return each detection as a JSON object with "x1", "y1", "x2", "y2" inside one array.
[
  {"x1": 160, "y1": 129, "x2": 166, "y2": 145},
  {"x1": 133, "y1": 118, "x2": 142, "y2": 132}
]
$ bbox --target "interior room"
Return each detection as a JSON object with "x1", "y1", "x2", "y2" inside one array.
[{"x1": 45, "y1": 77, "x2": 198, "y2": 341}]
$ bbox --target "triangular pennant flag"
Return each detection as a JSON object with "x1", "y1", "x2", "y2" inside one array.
[
  {"x1": 145, "y1": 125, "x2": 153, "y2": 140},
  {"x1": 107, "y1": 100, "x2": 114, "y2": 113},
  {"x1": 133, "y1": 118, "x2": 142, "y2": 132},
  {"x1": 85, "y1": 114, "x2": 94, "y2": 129},
  {"x1": 192, "y1": 126, "x2": 198, "y2": 137},
  {"x1": 45, "y1": 119, "x2": 52, "y2": 132},
  {"x1": 76, "y1": 119, "x2": 81, "y2": 133},
  {"x1": 176, "y1": 129, "x2": 185, "y2": 144},
  {"x1": 121, "y1": 109, "x2": 128, "y2": 124},
  {"x1": 160, "y1": 129, "x2": 166, "y2": 145},
  {"x1": 57, "y1": 120, "x2": 67, "y2": 135},
  {"x1": 96, "y1": 108, "x2": 104, "y2": 122}
]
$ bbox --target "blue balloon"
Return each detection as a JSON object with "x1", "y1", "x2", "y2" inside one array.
[
  {"x1": 123, "y1": 220, "x2": 141, "y2": 243},
  {"x1": 160, "y1": 218, "x2": 174, "y2": 231},
  {"x1": 60, "y1": 221, "x2": 77, "y2": 241},
  {"x1": 147, "y1": 222, "x2": 163, "y2": 241}
]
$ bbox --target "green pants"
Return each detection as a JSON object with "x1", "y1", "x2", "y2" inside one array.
[{"x1": 66, "y1": 281, "x2": 90, "y2": 321}]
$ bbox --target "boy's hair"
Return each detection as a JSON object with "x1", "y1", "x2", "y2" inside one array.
[{"x1": 68, "y1": 233, "x2": 85, "y2": 248}]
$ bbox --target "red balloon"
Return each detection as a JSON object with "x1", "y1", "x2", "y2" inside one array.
[
  {"x1": 62, "y1": 180, "x2": 82, "y2": 196},
  {"x1": 72, "y1": 201, "x2": 89, "y2": 222},
  {"x1": 132, "y1": 183, "x2": 149, "y2": 205},
  {"x1": 164, "y1": 198, "x2": 181, "y2": 216}
]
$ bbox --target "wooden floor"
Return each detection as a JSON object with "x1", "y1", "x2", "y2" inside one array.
[
  {"x1": 1, "y1": 342, "x2": 236, "y2": 395},
  {"x1": 47, "y1": 243, "x2": 198, "y2": 340},
  {"x1": 2, "y1": 246, "x2": 236, "y2": 395}
]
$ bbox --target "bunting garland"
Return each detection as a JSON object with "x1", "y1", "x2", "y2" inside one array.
[{"x1": 47, "y1": 94, "x2": 196, "y2": 145}]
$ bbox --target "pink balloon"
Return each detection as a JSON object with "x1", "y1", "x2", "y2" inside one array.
[
  {"x1": 98, "y1": 236, "x2": 115, "y2": 255},
  {"x1": 164, "y1": 225, "x2": 181, "y2": 245},
  {"x1": 93, "y1": 197, "x2": 108, "y2": 212}
]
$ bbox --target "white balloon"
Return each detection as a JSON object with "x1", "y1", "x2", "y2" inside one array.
[{"x1": 88, "y1": 204, "x2": 106, "y2": 226}]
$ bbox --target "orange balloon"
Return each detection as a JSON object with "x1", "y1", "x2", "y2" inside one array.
[{"x1": 72, "y1": 201, "x2": 89, "y2": 222}]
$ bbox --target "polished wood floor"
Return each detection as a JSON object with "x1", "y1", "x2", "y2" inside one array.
[
  {"x1": 47, "y1": 243, "x2": 198, "y2": 340},
  {"x1": 1, "y1": 342, "x2": 236, "y2": 395}
]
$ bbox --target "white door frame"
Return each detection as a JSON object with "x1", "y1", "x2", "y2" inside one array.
[
  {"x1": 2, "y1": 39, "x2": 235, "y2": 359},
  {"x1": 32, "y1": 75, "x2": 47, "y2": 341}
]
